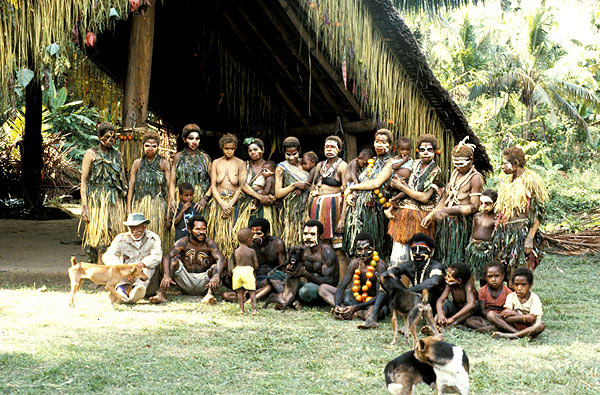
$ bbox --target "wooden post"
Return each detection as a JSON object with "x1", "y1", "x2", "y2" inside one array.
[
  {"x1": 121, "y1": 1, "x2": 155, "y2": 171},
  {"x1": 344, "y1": 133, "x2": 357, "y2": 162},
  {"x1": 23, "y1": 77, "x2": 43, "y2": 209}
]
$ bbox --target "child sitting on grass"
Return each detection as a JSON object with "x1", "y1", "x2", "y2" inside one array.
[
  {"x1": 491, "y1": 267, "x2": 545, "y2": 339},
  {"x1": 465, "y1": 261, "x2": 513, "y2": 331},
  {"x1": 232, "y1": 228, "x2": 259, "y2": 314},
  {"x1": 435, "y1": 261, "x2": 478, "y2": 330},
  {"x1": 172, "y1": 182, "x2": 196, "y2": 242}
]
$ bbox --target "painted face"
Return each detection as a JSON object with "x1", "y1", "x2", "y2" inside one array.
[
  {"x1": 261, "y1": 166, "x2": 275, "y2": 177},
  {"x1": 452, "y1": 156, "x2": 473, "y2": 174},
  {"x1": 513, "y1": 275, "x2": 532, "y2": 298},
  {"x1": 480, "y1": 195, "x2": 494, "y2": 214},
  {"x1": 128, "y1": 223, "x2": 146, "y2": 241},
  {"x1": 301, "y1": 157, "x2": 315, "y2": 172},
  {"x1": 445, "y1": 268, "x2": 459, "y2": 286},
  {"x1": 251, "y1": 226, "x2": 265, "y2": 246},
  {"x1": 303, "y1": 225, "x2": 319, "y2": 247},
  {"x1": 324, "y1": 140, "x2": 340, "y2": 158},
  {"x1": 418, "y1": 142, "x2": 435, "y2": 162},
  {"x1": 502, "y1": 156, "x2": 514, "y2": 175},
  {"x1": 180, "y1": 190, "x2": 194, "y2": 203},
  {"x1": 100, "y1": 131, "x2": 116, "y2": 148},
  {"x1": 185, "y1": 132, "x2": 200, "y2": 150},
  {"x1": 190, "y1": 220, "x2": 207, "y2": 242},
  {"x1": 374, "y1": 134, "x2": 391, "y2": 156},
  {"x1": 410, "y1": 242, "x2": 431, "y2": 264},
  {"x1": 143, "y1": 139, "x2": 158, "y2": 158},
  {"x1": 485, "y1": 266, "x2": 503, "y2": 289},
  {"x1": 285, "y1": 147, "x2": 300, "y2": 164},
  {"x1": 247, "y1": 143, "x2": 263, "y2": 161},
  {"x1": 397, "y1": 142, "x2": 411, "y2": 159},
  {"x1": 355, "y1": 239, "x2": 374, "y2": 263},
  {"x1": 222, "y1": 142, "x2": 237, "y2": 159}
]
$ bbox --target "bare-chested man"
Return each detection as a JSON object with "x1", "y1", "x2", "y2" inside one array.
[
  {"x1": 319, "y1": 232, "x2": 387, "y2": 320},
  {"x1": 422, "y1": 137, "x2": 484, "y2": 268},
  {"x1": 154, "y1": 215, "x2": 226, "y2": 304},
  {"x1": 207, "y1": 133, "x2": 247, "y2": 259},
  {"x1": 294, "y1": 219, "x2": 339, "y2": 307}
]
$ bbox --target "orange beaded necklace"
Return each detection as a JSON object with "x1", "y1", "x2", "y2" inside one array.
[{"x1": 352, "y1": 251, "x2": 379, "y2": 302}]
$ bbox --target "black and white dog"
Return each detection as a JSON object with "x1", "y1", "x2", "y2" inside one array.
[{"x1": 385, "y1": 336, "x2": 469, "y2": 394}]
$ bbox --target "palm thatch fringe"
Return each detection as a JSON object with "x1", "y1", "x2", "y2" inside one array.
[
  {"x1": 299, "y1": 0, "x2": 452, "y2": 171},
  {"x1": 0, "y1": 0, "x2": 130, "y2": 103}
]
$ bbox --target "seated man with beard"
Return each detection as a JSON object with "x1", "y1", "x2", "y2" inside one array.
[
  {"x1": 358, "y1": 233, "x2": 445, "y2": 329},
  {"x1": 154, "y1": 215, "x2": 227, "y2": 304}
]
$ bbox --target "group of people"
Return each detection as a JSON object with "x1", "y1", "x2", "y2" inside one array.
[{"x1": 79, "y1": 122, "x2": 548, "y2": 338}]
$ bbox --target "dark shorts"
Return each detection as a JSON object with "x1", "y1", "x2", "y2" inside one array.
[
  {"x1": 442, "y1": 299, "x2": 481, "y2": 317},
  {"x1": 256, "y1": 270, "x2": 286, "y2": 285}
]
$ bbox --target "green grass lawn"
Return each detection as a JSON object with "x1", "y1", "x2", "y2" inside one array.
[{"x1": 1, "y1": 254, "x2": 599, "y2": 394}]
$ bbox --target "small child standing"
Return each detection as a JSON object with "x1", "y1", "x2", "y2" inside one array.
[
  {"x1": 172, "y1": 182, "x2": 196, "y2": 241},
  {"x1": 491, "y1": 267, "x2": 545, "y2": 339},
  {"x1": 435, "y1": 261, "x2": 478, "y2": 330},
  {"x1": 465, "y1": 189, "x2": 498, "y2": 283},
  {"x1": 465, "y1": 261, "x2": 513, "y2": 331},
  {"x1": 232, "y1": 228, "x2": 259, "y2": 314},
  {"x1": 345, "y1": 148, "x2": 374, "y2": 185}
]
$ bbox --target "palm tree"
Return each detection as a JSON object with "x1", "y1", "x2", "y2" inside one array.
[
  {"x1": 392, "y1": 0, "x2": 481, "y2": 13},
  {"x1": 469, "y1": 4, "x2": 600, "y2": 143}
]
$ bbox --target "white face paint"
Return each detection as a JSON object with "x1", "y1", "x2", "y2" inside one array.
[
  {"x1": 502, "y1": 156, "x2": 514, "y2": 174},
  {"x1": 480, "y1": 195, "x2": 494, "y2": 213},
  {"x1": 418, "y1": 142, "x2": 435, "y2": 161},
  {"x1": 374, "y1": 134, "x2": 391, "y2": 155},
  {"x1": 284, "y1": 147, "x2": 300, "y2": 164},
  {"x1": 324, "y1": 141, "x2": 340, "y2": 158},
  {"x1": 452, "y1": 156, "x2": 472, "y2": 171},
  {"x1": 303, "y1": 225, "x2": 319, "y2": 247}
]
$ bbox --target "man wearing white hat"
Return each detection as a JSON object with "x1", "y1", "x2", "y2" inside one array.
[{"x1": 103, "y1": 212, "x2": 162, "y2": 303}]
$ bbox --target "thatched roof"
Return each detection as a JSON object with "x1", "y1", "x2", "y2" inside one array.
[{"x1": 0, "y1": 0, "x2": 492, "y2": 173}]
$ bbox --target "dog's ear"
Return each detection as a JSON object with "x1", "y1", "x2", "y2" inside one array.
[
  {"x1": 70, "y1": 256, "x2": 78, "y2": 266},
  {"x1": 416, "y1": 339, "x2": 425, "y2": 352}
]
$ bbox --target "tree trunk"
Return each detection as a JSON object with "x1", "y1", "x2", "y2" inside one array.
[{"x1": 23, "y1": 77, "x2": 43, "y2": 209}]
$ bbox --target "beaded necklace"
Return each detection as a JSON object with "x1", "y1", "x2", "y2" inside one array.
[
  {"x1": 413, "y1": 258, "x2": 431, "y2": 287},
  {"x1": 352, "y1": 251, "x2": 379, "y2": 302}
]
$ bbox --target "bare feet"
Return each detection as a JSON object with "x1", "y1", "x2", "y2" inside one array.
[
  {"x1": 149, "y1": 291, "x2": 166, "y2": 304},
  {"x1": 292, "y1": 300, "x2": 303, "y2": 311},
  {"x1": 201, "y1": 294, "x2": 217, "y2": 305},
  {"x1": 358, "y1": 318, "x2": 379, "y2": 329},
  {"x1": 492, "y1": 331, "x2": 516, "y2": 339},
  {"x1": 252, "y1": 309, "x2": 258, "y2": 315}
]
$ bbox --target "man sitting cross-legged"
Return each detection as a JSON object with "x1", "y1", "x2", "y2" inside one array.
[
  {"x1": 319, "y1": 232, "x2": 387, "y2": 320},
  {"x1": 359, "y1": 233, "x2": 445, "y2": 329},
  {"x1": 153, "y1": 215, "x2": 226, "y2": 304}
]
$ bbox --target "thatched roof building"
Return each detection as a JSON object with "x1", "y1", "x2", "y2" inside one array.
[{"x1": 0, "y1": 0, "x2": 492, "y2": 173}]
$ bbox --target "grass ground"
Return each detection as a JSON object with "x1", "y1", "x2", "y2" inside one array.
[{"x1": 1, "y1": 254, "x2": 599, "y2": 394}]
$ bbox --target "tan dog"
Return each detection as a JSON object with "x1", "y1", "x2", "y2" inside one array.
[{"x1": 68, "y1": 256, "x2": 148, "y2": 307}]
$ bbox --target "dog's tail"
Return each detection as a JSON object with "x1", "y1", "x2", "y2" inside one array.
[
  {"x1": 421, "y1": 289, "x2": 429, "y2": 304},
  {"x1": 70, "y1": 256, "x2": 78, "y2": 266}
]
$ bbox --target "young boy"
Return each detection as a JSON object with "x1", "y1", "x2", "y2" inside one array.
[
  {"x1": 465, "y1": 261, "x2": 513, "y2": 331},
  {"x1": 435, "y1": 261, "x2": 478, "y2": 330},
  {"x1": 301, "y1": 151, "x2": 318, "y2": 173},
  {"x1": 260, "y1": 160, "x2": 276, "y2": 197},
  {"x1": 492, "y1": 268, "x2": 545, "y2": 339},
  {"x1": 385, "y1": 137, "x2": 414, "y2": 215},
  {"x1": 172, "y1": 182, "x2": 196, "y2": 241},
  {"x1": 345, "y1": 148, "x2": 374, "y2": 185},
  {"x1": 232, "y1": 227, "x2": 259, "y2": 314},
  {"x1": 465, "y1": 189, "x2": 498, "y2": 283}
]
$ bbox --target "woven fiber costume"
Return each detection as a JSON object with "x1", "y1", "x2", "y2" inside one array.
[
  {"x1": 493, "y1": 169, "x2": 548, "y2": 272},
  {"x1": 434, "y1": 166, "x2": 481, "y2": 268},
  {"x1": 308, "y1": 158, "x2": 344, "y2": 243},
  {"x1": 132, "y1": 156, "x2": 169, "y2": 251},
  {"x1": 343, "y1": 154, "x2": 392, "y2": 256},
  {"x1": 388, "y1": 159, "x2": 442, "y2": 265},
  {"x1": 206, "y1": 191, "x2": 251, "y2": 261},
  {"x1": 238, "y1": 163, "x2": 280, "y2": 237},
  {"x1": 465, "y1": 240, "x2": 494, "y2": 281},
  {"x1": 82, "y1": 147, "x2": 127, "y2": 251},
  {"x1": 175, "y1": 149, "x2": 211, "y2": 203},
  {"x1": 277, "y1": 161, "x2": 309, "y2": 247}
]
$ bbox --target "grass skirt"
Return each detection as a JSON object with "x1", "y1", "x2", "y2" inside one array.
[
  {"x1": 132, "y1": 195, "x2": 169, "y2": 253},
  {"x1": 387, "y1": 201, "x2": 435, "y2": 244},
  {"x1": 238, "y1": 195, "x2": 280, "y2": 236},
  {"x1": 493, "y1": 220, "x2": 543, "y2": 272},
  {"x1": 434, "y1": 215, "x2": 472, "y2": 268},
  {"x1": 206, "y1": 194, "x2": 251, "y2": 261},
  {"x1": 308, "y1": 193, "x2": 342, "y2": 241},
  {"x1": 465, "y1": 239, "x2": 494, "y2": 281},
  {"x1": 278, "y1": 192, "x2": 305, "y2": 248},
  {"x1": 343, "y1": 193, "x2": 391, "y2": 256},
  {"x1": 81, "y1": 190, "x2": 126, "y2": 249}
]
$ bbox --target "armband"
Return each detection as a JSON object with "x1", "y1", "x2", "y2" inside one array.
[{"x1": 429, "y1": 269, "x2": 443, "y2": 277}]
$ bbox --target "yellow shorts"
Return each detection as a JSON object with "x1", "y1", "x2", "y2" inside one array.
[{"x1": 232, "y1": 266, "x2": 256, "y2": 291}]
